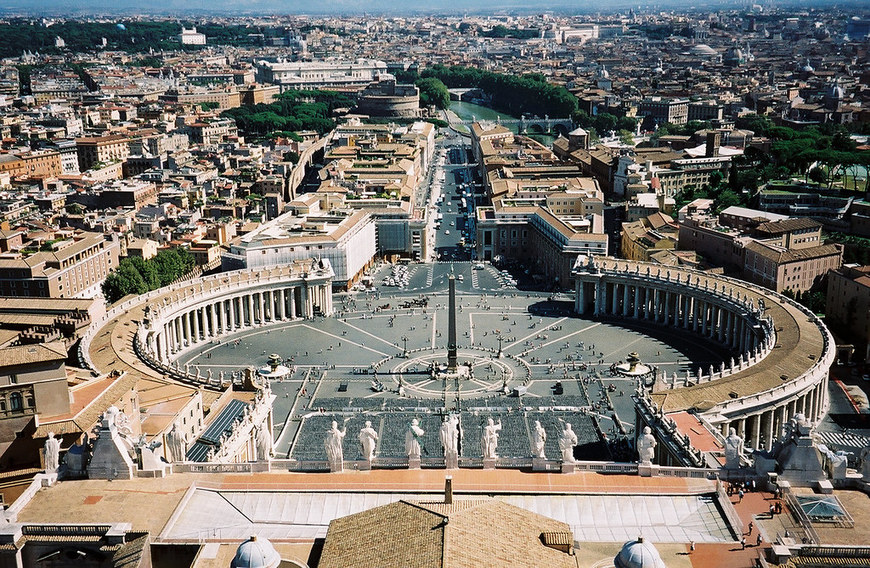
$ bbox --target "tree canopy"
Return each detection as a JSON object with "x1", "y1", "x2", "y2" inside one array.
[
  {"x1": 415, "y1": 77, "x2": 450, "y2": 109},
  {"x1": 421, "y1": 64, "x2": 577, "y2": 118},
  {"x1": 221, "y1": 89, "x2": 355, "y2": 137},
  {"x1": 102, "y1": 247, "x2": 196, "y2": 304}
]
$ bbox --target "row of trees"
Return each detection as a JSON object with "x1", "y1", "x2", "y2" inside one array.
[
  {"x1": 731, "y1": 115, "x2": 870, "y2": 193},
  {"x1": 0, "y1": 20, "x2": 266, "y2": 57},
  {"x1": 419, "y1": 65, "x2": 577, "y2": 118},
  {"x1": 102, "y1": 248, "x2": 196, "y2": 304},
  {"x1": 221, "y1": 90, "x2": 355, "y2": 137}
]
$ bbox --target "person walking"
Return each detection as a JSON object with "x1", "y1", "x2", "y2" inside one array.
[
  {"x1": 741, "y1": 538, "x2": 746, "y2": 550},
  {"x1": 748, "y1": 521, "x2": 753, "y2": 535}
]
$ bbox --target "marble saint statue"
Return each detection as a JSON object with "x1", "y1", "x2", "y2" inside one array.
[
  {"x1": 358, "y1": 421, "x2": 379, "y2": 462},
  {"x1": 559, "y1": 423, "x2": 577, "y2": 463},
  {"x1": 405, "y1": 419, "x2": 425, "y2": 459},
  {"x1": 637, "y1": 426, "x2": 657, "y2": 464},
  {"x1": 44, "y1": 432, "x2": 61, "y2": 472},
  {"x1": 166, "y1": 424, "x2": 187, "y2": 463},
  {"x1": 325, "y1": 421, "x2": 346, "y2": 464},
  {"x1": 481, "y1": 417, "x2": 502, "y2": 459},
  {"x1": 440, "y1": 415, "x2": 459, "y2": 456},
  {"x1": 256, "y1": 424, "x2": 273, "y2": 461},
  {"x1": 533, "y1": 420, "x2": 547, "y2": 459},
  {"x1": 724, "y1": 427, "x2": 744, "y2": 469}
]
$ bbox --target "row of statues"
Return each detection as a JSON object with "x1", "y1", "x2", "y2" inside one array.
[{"x1": 324, "y1": 417, "x2": 580, "y2": 464}]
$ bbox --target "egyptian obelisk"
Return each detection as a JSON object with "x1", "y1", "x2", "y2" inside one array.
[{"x1": 447, "y1": 270, "x2": 458, "y2": 372}]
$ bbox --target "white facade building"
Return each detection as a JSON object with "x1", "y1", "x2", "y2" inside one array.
[
  {"x1": 179, "y1": 27, "x2": 207, "y2": 45},
  {"x1": 221, "y1": 209, "x2": 376, "y2": 288},
  {"x1": 255, "y1": 59, "x2": 388, "y2": 89}
]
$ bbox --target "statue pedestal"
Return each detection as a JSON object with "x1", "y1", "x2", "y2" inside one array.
[
  {"x1": 359, "y1": 460, "x2": 371, "y2": 471},
  {"x1": 638, "y1": 462, "x2": 658, "y2": 477},
  {"x1": 561, "y1": 462, "x2": 576, "y2": 474},
  {"x1": 532, "y1": 457, "x2": 548, "y2": 471},
  {"x1": 408, "y1": 457, "x2": 421, "y2": 470},
  {"x1": 483, "y1": 457, "x2": 497, "y2": 470},
  {"x1": 445, "y1": 451, "x2": 458, "y2": 470},
  {"x1": 40, "y1": 472, "x2": 58, "y2": 487},
  {"x1": 328, "y1": 459, "x2": 344, "y2": 473}
]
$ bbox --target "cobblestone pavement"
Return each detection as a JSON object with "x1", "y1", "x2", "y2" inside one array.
[{"x1": 178, "y1": 262, "x2": 730, "y2": 461}]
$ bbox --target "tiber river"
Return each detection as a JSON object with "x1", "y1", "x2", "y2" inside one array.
[{"x1": 449, "y1": 100, "x2": 556, "y2": 147}]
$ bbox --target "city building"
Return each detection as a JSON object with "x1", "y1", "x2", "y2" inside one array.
[
  {"x1": 75, "y1": 135, "x2": 131, "y2": 173},
  {"x1": 221, "y1": 208, "x2": 376, "y2": 289},
  {"x1": 0, "y1": 232, "x2": 120, "y2": 299},
  {"x1": 825, "y1": 264, "x2": 870, "y2": 363},
  {"x1": 638, "y1": 97, "x2": 689, "y2": 125},
  {"x1": 178, "y1": 26, "x2": 207, "y2": 45},
  {"x1": 255, "y1": 59, "x2": 388, "y2": 90}
]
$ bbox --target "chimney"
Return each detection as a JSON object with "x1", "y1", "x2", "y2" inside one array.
[
  {"x1": 705, "y1": 132, "x2": 721, "y2": 158},
  {"x1": 444, "y1": 475, "x2": 453, "y2": 505}
]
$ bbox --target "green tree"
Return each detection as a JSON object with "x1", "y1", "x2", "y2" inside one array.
[
  {"x1": 808, "y1": 167, "x2": 827, "y2": 185},
  {"x1": 102, "y1": 262, "x2": 147, "y2": 303},
  {"x1": 127, "y1": 256, "x2": 160, "y2": 290},
  {"x1": 592, "y1": 113, "x2": 618, "y2": 135},
  {"x1": 415, "y1": 77, "x2": 450, "y2": 109},
  {"x1": 616, "y1": 116, "x2": 637, "y2": 132},
  {"x1": 152, "y1": 247, "x2": 195, "y2": 287}
]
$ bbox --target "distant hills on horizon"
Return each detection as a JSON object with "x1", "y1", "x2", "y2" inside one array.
[{"x1": 2, "y1": 0, "x2": 863, "y2": 17}]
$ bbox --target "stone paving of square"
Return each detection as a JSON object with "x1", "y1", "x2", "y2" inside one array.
[{"x1": 177, "y1": 262, "x2": 730, "y2": 463}]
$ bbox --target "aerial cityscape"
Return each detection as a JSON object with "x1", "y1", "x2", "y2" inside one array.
[{"x1": 0, "y1": 3, "x2": 867, "y2": 567}]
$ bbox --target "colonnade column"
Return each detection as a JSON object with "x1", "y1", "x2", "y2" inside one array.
[
  {"x1": 194, "y1": 309, "x2": 201, "y2": 342},
  {"x1": 612, "y1": 283, "x2": 619, "y2": 315},
  {"x1": 752, "y1": 414, "x2": 761, "y2": 450},
  {"x1": 633, "y1": 286, "x2": 640, "y2": 319},
  {"x1": 665, "y1": 292, "x2": 671, "y2": 325},
  {"x1": 593, "y1": 281, "x2": 602, "y2": 316},
  {"x1": 622, "y1": 284, "x2": 630, "y2": 317}
]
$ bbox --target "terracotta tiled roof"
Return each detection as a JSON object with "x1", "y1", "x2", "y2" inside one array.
[{"x1": 318, "y1": 498, "x2": 576, "y2": 568}]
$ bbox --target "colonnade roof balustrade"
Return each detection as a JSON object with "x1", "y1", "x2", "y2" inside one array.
[
  {"x1": 572, "y1": 257, "x2": 833, "y2": 418},
  {"x1": 81, "y1": 261, "x2": 334, "y2": 400}
]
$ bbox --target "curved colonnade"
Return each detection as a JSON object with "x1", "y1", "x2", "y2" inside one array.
[
  {"x1": 79, "y1": 260, "x2": 334, "y2": 390},
  {"x1": 573, "y1": 256, "x2": 835, "y2": 452}
]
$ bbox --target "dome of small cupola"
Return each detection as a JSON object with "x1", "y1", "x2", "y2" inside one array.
[
  {"x1": 801, "y1": 58, "x2": 815, "y2": 73},
  {"x1": 614, "y1": 536, "x2": 667, "y2": 568},
  {"x1": 231, "y1": 535, "x2": 281, "y2": 568}
]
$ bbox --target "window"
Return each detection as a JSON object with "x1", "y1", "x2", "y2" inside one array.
[{"x1": 9, "y1": 393, "x2": 22, "y2": 411}]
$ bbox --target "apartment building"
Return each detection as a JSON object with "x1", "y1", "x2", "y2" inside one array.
[
  {"x1": 0, "y1": 150, "x2": 63, "y2": 179},
  {"x1": 638, "y1": 97, "x2": 689, "y2": 125},
  {"x1": 0, "y1": 232, "x2": 120, "y2": 298},
  {"x1": 75, "y1": 135, "x2": 130, "y2": 172},
  {"x1": 826, "y1": 264, "x2": 870, "y2": 362},
  {"x1": 621, "y1": 213, "x2": 678, "y2": 262},
  {"x1": 679, "y1": 211, "x2": 842, "y2": 294}
]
